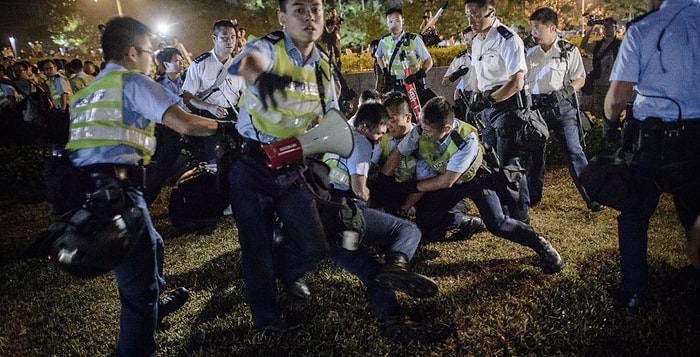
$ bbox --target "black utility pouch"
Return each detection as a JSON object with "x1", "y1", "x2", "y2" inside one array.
[{"x1": 44, "y1": 149, "x2": 84, "y2": 216}]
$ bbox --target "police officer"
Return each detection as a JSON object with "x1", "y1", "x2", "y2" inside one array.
[
  {"x1": 604, "y1": 0, "x2": 700, "y2": 309},
  {"x1": 381, "y1": 97, "x2": 563, "y2": 274},
  {"x1": 225, "y1": 0, "x2": 337, "y2": 333},
  {"x1": 465, "y1": 0, "x2": 530, "y2": 222},
  {"x1": 371, "y1": 92, "x2": 486, "y2": 243},
  {"x1": 525, "y1": 7, "x2": 604, "y2": 212},
  {"x1": 65, "y1": 16, "x2": 224, "y2": 356},
  {"x1": 443, "y1": 27, "x2": 477, "y2": 123},
  {"x1": 375, "y1": 7, "x2": 434, "y2": 98},
  {"x1": 182, "y1": 19, "x2": 245, "y2": 163}
]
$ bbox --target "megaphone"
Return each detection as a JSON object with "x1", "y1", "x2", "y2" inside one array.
[{"x1": 261, "y1": 108, "x2": 354, "y2": 169}]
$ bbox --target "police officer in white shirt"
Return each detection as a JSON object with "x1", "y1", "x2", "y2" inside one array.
[
  {"x1": 525, "y1": 7, "x2": 604, "y2": 212},
  {"x1": 182, "y1": 19, "x2": 245, "y2": 163}
]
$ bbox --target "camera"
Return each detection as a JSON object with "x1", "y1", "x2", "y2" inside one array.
[{"x1": 583, "y1": 13, "x2": 605, "y2": 27}]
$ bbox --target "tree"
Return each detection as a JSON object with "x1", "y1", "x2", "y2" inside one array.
[{"x1": 47, "y1": 0, "x2": 101, "y2": 55}]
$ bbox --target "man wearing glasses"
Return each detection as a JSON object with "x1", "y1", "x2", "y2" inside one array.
[{"x1": 40, "y1": 59, "x2": 72, "y2": 112}]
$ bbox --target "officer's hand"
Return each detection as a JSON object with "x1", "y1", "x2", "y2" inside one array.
[
  {"x1": 554, "y1": 85, "x2": 576, "y2": 102},
  {"x1": 469, "y1": 93, "x2": 496, "y2": 113},
  {"x1": 602, "y1": 119, "x2": 621, "y2": 141},
  {"x1": 208, "y1": 104, "x2": 227, "y2": 119},
  {"x1": 448, "y1": 66, "x2": 469, "y2": 83},
  {"x1": 255, "y1": 72, "x2": 293, "y2": 111},
  {"x1": 405, "y1": 69, "x2": 426, "y2": 84}
]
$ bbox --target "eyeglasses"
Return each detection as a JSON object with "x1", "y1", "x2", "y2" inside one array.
[
  {"x1": 136, "y1": 47, "x2": 154, "y2": 55},
  {"x1": 42, "y1": 66, "x2": 55, "y2": 71}
]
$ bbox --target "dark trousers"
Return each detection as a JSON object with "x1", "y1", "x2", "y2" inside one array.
[
  {"x1": 415, "y1": 172, "x2": 541, "y2": 248},
  {"x1": 329, "y1": 206, "x2": 421, "y2": 323},
  {"x1": 480, "y1": 100, "x2": 531, "y2": 221},
  {"x1": 227, "y1": 153, "x2": 328, "y2": 327},
  {"x1": 617, "y1": 134, "x2": 700, "y2": 294},
  {"x1": 527, "y1": 98, "x2": 592, "y2": 206},
  {"x1": 195, "y1": 108, "x2": 237, "y2": 164}
]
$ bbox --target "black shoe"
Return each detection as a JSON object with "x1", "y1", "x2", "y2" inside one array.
[
  {"x1": 382, "y1": 316, "x2": 455, "y2": 345},
  {"x1": 157, "y1": 287, "x2": 189, "y2": 324},
  {"x1": 374, "y1": 252, "x2": 438, "y2": 298},
  {"x1": 284, "y1": 278, "x2": 311, "y2": 301},
  {"x1": 532, "y1": 236, "x2": 563, "y2": 274},
  {"x1": 588, "y1": 201, "x2": 606, "y2": 212},
  {"x1": 449, "y1": 216, "x2": 487, "y2": 241}
]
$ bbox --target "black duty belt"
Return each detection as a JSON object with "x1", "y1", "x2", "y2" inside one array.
[{"x1": 80, "y1": 163, "x2": 146, "y2": 190}]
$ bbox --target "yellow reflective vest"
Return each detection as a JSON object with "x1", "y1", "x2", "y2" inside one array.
[
  {"x1": 65, "y1": 70, "x2": 156, "y2": 164},
  {"x1": 418, "y1": 120, "x2": 483, "y2": 184}
]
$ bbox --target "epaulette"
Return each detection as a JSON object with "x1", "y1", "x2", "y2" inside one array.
[
  {"x1": 455, "y1": 49, "x2": 469, "y2": 59},
  {"x1": 404, "y1": 32, "x2": 417, "y2": 40},
  {"x1": 557, "y1": 39, "x2": 576, "y2": 52},
  {"x1": 193, "y1": 52, "x2": 211, "y2": 63},
  {"x1": 496, "y1": 25, "x2": 514, "y2": 40},
  {"x1": 380, "y1": 33, "x2": 392, "y2": 39},
  {"x1": 626, "y1": 9, "x2": 658, "y2": 29},
  {"x1": 261, "y1": 31, "x2": 285, "y2": 44}
]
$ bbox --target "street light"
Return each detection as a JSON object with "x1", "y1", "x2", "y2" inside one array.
[{"x1": 94, "y1": 0, "x2": 123, "y2": 16}]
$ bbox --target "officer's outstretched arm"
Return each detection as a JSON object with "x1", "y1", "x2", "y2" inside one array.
[
  {"x1": 416, "y1": 171, "x2": 461, "y2": 192},
  {"x1": 161, "y1": 104, "x2": 219, "y2": 136},
  {"x1": 421, "y1": 56, "x2": 434, "y2": 73},
  {"x1": 237, "y1": 52, "x2": 269, "y2": 85}
]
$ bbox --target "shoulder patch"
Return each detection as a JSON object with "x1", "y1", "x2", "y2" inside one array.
[
  {"x1": 496, "y1": 26, "x2": 514, "y2": 40},
  {"x1": 261, "y1": 31, "x2": 285, "y2": 44},
  {"x1": 193, "y1": 52, "x2": 211, "y2": 63}
]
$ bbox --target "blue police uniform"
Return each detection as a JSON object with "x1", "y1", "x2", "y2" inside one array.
[
  {"x1": 324, "y1": 129, "x2": 426, "y2": 323},
  {"x1": 227, "y1": 31, "x2": 337, "y2": 328},
  {"x1": 608, "y1": 0, "x2": 700, "y2": 299},
  {"x1": 68, "y1": 62, "x2": 182, "y2": 356}
]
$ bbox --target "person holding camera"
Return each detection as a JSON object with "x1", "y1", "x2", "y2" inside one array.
[
  {"x1": 581, "y1": 16, "x2": 621, "y2": 138},
  {"x1": 322, "y1": 7, "x2": 342, "y2": 69},
  {"x1": 375, "y1": 7, "x2": 434, "y2": 98},
  {"x1": 604, "y1": 0, "x2": 700, "y2": 310}
]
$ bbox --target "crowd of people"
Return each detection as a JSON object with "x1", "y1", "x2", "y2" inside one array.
[{"x1": 15, "y1": 0, "x2": 700, "y2": 354}]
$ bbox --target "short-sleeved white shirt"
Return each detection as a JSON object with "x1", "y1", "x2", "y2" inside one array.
[
  {"x1": 182, "y1": 49, "x2": 244, "y2": 109},
  {"x1": 526, "y1": 40, "x2": 586, "y2": 95},
  {"x1": 471, "y1": 19, "x2": 527, "y2": 92}
]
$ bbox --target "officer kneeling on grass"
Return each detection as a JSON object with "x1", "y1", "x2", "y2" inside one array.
[{"x1": 380, "y1": 97, "x2": 563, "y2": 274}]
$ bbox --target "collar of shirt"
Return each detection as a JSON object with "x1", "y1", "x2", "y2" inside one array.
[{"x1": 283, "y1": 30, "x2": 320, "y2": 66}]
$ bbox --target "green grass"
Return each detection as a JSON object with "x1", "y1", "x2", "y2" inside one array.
[{"x1": 1, "y1": 144, "x2": 698, "y2": 356}]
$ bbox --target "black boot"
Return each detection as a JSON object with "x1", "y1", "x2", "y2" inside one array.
[
  {"x1": 373, "y1": 252, "x2": 438, "y2": 298},
  {"x1": 530, "y1": 236, "x2": 563, "y2": 274},
  {"x1": 448, "y1": 215, "x2": 487, "y2": 241}
]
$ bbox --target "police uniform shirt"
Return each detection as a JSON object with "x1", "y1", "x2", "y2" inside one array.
[
  {"x1": 374, "y1": 31, "x2": 432, "y2": 80},
  {"x1": 397, "y1": 119, "x2": 480, "y2": 180},
  {"x1": 70, "y1": 63, "x2": 184, "y2": 167},
  {"x1": 47, "y1": 74, "x2": 73, "y2": 109},
  {"x1": 156, "y1": 75, "x2": 184, "y2": 97},
  {"x1": 230, "y1": 31, "x2": 339, "y2": 143},
  {"x1": 526, "y1": 40, "x2": 585, "y2": 95},
  {"x1": 182, "y1": 49, "x2": 244, "y2": 109},
  {"x1": 471, "y1": 19, "x2": 527, "y2": 92},
  {"x1": 609, "y1": 0, "x2": 700, "y2": 121},
  {"x1": 445, "y1": 50, "x2": 477, "y2": 92},
  {"x1": 332, "y1": 132, "x2": 382, "y2": 191}
]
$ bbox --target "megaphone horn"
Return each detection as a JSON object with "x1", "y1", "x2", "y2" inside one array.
[{"x1": 262, "y1": 109, "x2": 354, "y2": 169}]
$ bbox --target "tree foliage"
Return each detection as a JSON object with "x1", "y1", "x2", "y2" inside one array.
[{"x1": 47, "y1": 0, "x2": 101, "y2": 54}]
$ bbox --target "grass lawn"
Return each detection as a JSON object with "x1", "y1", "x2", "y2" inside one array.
[{"x1": 1, "y1": 162, "x2": 698, "y2": 356}]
